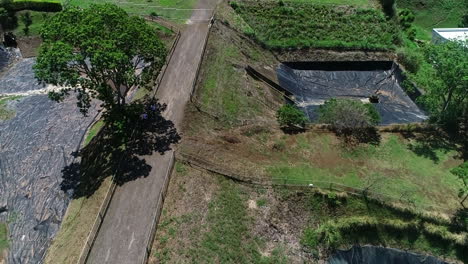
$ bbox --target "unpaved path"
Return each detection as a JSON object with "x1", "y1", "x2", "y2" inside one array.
[{"x1": 85, "y1": 2, "x2": 217, "y2": 263}]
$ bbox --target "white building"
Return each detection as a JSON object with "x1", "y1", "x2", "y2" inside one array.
[{"x1": 432, "y1": 28, "x2": 468, "y2": 43}]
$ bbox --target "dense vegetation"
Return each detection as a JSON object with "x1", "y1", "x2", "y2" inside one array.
[
  {"x1": 301, "y1": 192, "x2": 468, "y2": 262},
  {"x1": 231, "y1": 0, "x2": 401, "y2": 50},
  {"x1": 397, "y1": 0, "x2": 467, "y2": 40},
  {"x1": 276, "y1": 104, "x2": 308, "y2": 128}
]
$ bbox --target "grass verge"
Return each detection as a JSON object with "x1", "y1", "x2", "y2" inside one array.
[
  {"x1": 83, "y1": 120, "x2": 104, "y2": 147},
  {"x1": 44, "y1": 177, "x2": 112, "y2": 264},
  {"x1": 302, "y1": 192, "x2": 468, "y2": 262},
  {"x1": 0, "y1": 222, "x2": 8, "y2": 262}
]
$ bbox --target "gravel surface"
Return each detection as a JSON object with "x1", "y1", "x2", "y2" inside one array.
[{"x1": 0, "y1": 54, "x2": 98, "y2": 264}]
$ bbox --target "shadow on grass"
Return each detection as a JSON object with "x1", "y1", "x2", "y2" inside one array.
[
  {"x1": 402, "y1": 130, "x2": 468, "y2": 163},
  {"x1": 336, "y1": 127, "x2": 382, "y2": 147},
  {"x1": 60, "y1": 98, "x2": 180, "y2": 198},
  {"x1": 401, "y1": 130, "x2": 460, "y2": 163}
]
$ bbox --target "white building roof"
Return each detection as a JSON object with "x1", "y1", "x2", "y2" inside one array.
[{"x1": 432, "y1": 28, "x2": 468, "y2": 42}]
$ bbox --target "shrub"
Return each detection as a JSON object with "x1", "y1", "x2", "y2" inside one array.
[
  {"x1": 398, "y1": 8, "x2": 415, "y2": 30},
  {"x1": 318, "y1": 99, "x2": 380, "y2": 131},
  {"x1": 378, "y1": 0, "x2": 396, "y2": 17},
  {"x1": 276, "y1": 104, "x2": 308, "y2": 128},
  {"x1": 396, "y1": 47, "x2": 422, "y2": 74}
]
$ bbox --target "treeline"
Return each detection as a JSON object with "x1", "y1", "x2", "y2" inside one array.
[{"x1": 1, "y1": 0, "x2": 62, "y2": 12}]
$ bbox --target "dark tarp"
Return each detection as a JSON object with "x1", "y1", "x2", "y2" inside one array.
[
  {"x1": 0, "y1": 55, "x2": 98, "y2": 263},
  {"x1": 328, "y1": 245, "x2": 450, "y2": 264},
  {"x1": 276, "y1": 62, "x2": 427, "y2": 125}
]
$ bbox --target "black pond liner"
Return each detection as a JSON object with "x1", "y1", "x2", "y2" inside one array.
[
  {"x1": 0, "y1": 57, "x2": 98, "y2": 263},
  {"x1": 276, "y1": 61, "x2": 427, "y2": 125},
  {"x1": 328, "y1": 245, "x2": 449, "y2": 264}
]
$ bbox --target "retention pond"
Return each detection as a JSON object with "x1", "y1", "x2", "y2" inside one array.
[
  {"x1": 328, "y1": 245, "x2": 449, "y2": 264},
  {"x1": 277, "y1": 61, "x2": 427, "y2": 125}
]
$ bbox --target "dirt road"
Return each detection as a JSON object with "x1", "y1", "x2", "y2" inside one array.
[{"x1": 85, "y1": 2, "x2": 216, "y2": 263}]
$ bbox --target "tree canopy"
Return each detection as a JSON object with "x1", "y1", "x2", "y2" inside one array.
[
  {"x1": 415, "y1": 40, "x2": 467, "y2": 133},
  {"x1": 451, "y1": 162, "x2": 468, "y2": 207},
  {"x1": 34, "y1": 4, "x2": 166, "y2": 115}
]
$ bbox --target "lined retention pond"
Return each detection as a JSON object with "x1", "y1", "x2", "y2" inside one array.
[
  {"x1": 276, "y1": 61, "x2": 427, "y2": 125},
  {"x1": 328, "y1": 246, "x2": 449, "y2": 264}
]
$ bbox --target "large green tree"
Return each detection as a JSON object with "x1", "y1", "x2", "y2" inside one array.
[
  {"x1": 415, "y1": 40, "x2": 467, "y2": 135},
  {"x1": 34, "y1": 4, "x2": 166, "y2": 115}
]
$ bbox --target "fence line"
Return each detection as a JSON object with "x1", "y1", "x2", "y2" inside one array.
[
  {"x1": 151, "y1": 28, "x2": 182, "y2": 98},
  {"x1": 76, "y1": 20, "x2": 181, "y2": 264},
  {"x1": 141, "y1": 152, "x2": 175, "y2": 264},
  {"x1": 176, "y1": 151, "x2": 454, "y2": 215},
  {"x1": 189, "y1": 15, "x2": 214, "y2": 101}
]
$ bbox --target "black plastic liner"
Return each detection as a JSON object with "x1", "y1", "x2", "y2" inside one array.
[
  {"x1": 328, "y1": 245, "x2": 449, "y2": 264},
  {"x1": 0, "y1": 57, "x2": 98, "y2": 264},
  {"x1": 276, "y1": 62, "x2": 427, "y2": 125}
]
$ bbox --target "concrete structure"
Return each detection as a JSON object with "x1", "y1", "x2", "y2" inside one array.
[{"x1": 432, "y1": 28, "x2": 468, "y2": 43}]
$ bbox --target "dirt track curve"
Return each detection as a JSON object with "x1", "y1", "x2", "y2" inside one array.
[{"x1": 85, "y1": 1, "x2": 217, "y2": 263}]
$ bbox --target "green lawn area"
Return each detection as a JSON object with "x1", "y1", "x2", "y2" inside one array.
[
  {"x1": 64, "y1": 0, "x2": 197, "y2": 21},
  {"x1": 232, "y1": 1, "x2": 400, "y2": 50},
  {"x1": 398, "y1": 0, "x2": 466, "y2": 40},
  {"x1": 267, "y1": 133, "x2": 462, "y2": 211},
  {"x1": 0, "y1": 222, "x2": 8, "y2": 261}
]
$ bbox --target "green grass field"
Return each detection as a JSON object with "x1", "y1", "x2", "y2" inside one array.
[
  {"x1": 64, "y1": 0, "x2": 197, "y2": 21},
  {"x1": 267, "y1": 133, "x2": 462, "y2": 211},
  {"x1": 232, "y1": 1, "x2": 400, "y2": 50}
]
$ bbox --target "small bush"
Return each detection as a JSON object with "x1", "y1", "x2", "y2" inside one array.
[
  {"x1": 276, "y1": 104, "x2": 308, "y2": 128},
  {"x1": 318, "y1": 99, "x2": 380, "y2": 130},
  {"x1": 326, "y1": 192, "x2": 342, "y2": 207}
]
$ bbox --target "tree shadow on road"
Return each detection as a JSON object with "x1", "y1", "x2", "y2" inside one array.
[{"x1": 60, "y1": 97, "x2": 180, "y2": 198}]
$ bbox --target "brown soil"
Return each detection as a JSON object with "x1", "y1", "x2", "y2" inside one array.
[
  {"x1": 276, "y1": 48, "x2": 395, "y2": 62},
  {"x1": 17, "y1": 36, "x2": 42, "y2": 58}
]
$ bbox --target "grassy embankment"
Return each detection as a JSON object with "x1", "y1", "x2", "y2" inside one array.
[
  {"x1": 65, "y1": 0, "x2": 197, "y2": 21},
  {"x1": 151, "y1": 162, "x2": 467, "y2": 263},
  {"x1": 185, "y1": 11, "x2": 464, "y2": 212},
  {"x1": 0, "y1": 223, "x2": 7, "y2": 262}
]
